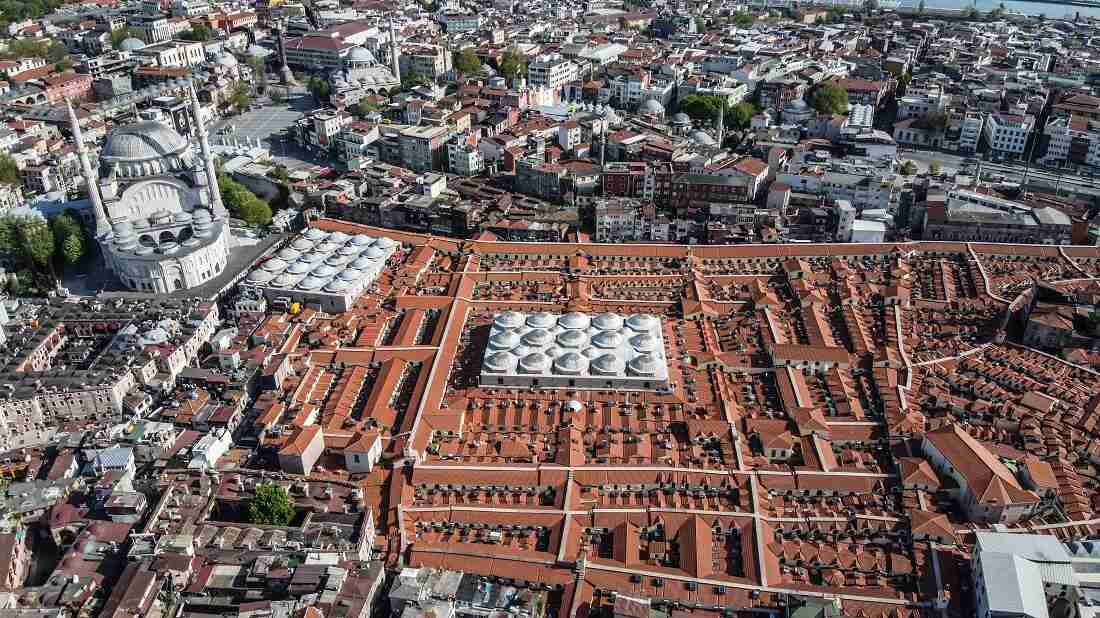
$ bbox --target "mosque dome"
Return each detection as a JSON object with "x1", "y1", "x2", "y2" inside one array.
[
  {"x1": 119, "y1": 38, "x2": 146, "y2": 51},
  {"x1": 690, "y1": 130, "x2": 717, "y2": 146},
  {"x1": 347, "y1": 46, "x2": 377, "y2": 64},
  {"x1": 217, "y1": 53, "x2": 239, "y2": 68},
  {"x1": 638, "y1": 98, "x2": 665, "y2": 116},
  {"x1": 100, "y1": 121, "x2": 193, "y2": 178},
  {"x1": 671, "y1": 112, "x2": 692, "y2": 125}
]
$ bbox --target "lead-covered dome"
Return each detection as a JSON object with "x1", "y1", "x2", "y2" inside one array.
[{"x1": 101, "y1": 121, "x2": 194, "y2": 178}]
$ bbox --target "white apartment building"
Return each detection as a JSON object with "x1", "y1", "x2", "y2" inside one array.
[
  {"x1": 134, "y1": 40, "x2": 205, "y2": 69},
  {"x1": 595, "y1": 200, "x2": 637, "y2": 242},
  {"x1": 1041, "y1": 114, "x2": 1100, "y2": 168},
  {"x1": 527, "y1": 53, "x2": 579, "y2": 98},
  {"x1": 447, "y1": 139, "x2": 484, "y2": 176},
  {"x1": 897, "y1": 93, "x2": 949, "y2": 122},
  {"x1": 984, "y1": 113, "x2": 1035, "y2": 158}
]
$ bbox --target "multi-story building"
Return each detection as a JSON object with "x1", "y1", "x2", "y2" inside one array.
[
  {"x1": 128, "y1": 15, "x2": 173, "y2": 44},
  {"x1": 775, "y1": 153, "x2": 898, "y2": 212},
  {"x1": 922, "y1": 188, "x2": 1074, "y2": 244},
  {"x1": 594, "y1": 197, "x2": 640, "y2": 241},
  {"x1": 447, "y1": 135, "x2": 484, "y2": 176},
  {"x1": 1041, "y1": 114, "x2": 1100, "y2": 168},
  {"x1": 284, "y1": 34, "x2": 355, "y2": 70},
  {"x1": 984, "y1": 113, "x2": 1035, "y2": 159},
  {"x1": 399, "y1": 44, "x2": 450, "y2": 80},
  {"x1": 527, "y1": 53, "x2": 578, "y2": 98},
  {"x1": 437, "y1": 12, "x2": 482, "y2": 32},
  {"x1": 897, "y1": 93, "x2": 949, "y2": 122},
  {"x1": 399, "y1": 125, "x2": 448, "y2": 173},
  {"x1": 132, "y1": 40, "x2": 206, "y2": 68}
]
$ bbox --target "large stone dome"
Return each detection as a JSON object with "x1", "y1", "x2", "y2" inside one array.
[{"x1": 101, "y1": 121, "x2": 194, "y2": 178}]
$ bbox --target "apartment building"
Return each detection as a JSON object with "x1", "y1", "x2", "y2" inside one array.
[
  {"x1": 984, "y1": 113, "x2": 1034, "y2": 158},
  {"x1": 527, "y1": 53, "x2": 579, "y2": 98},
  {"x1": 399, "y1": 125, "x2": 448, "y2": 173},
  {"x1": 1041, "y1": 114, "x2": 1100, "y2": 168}
]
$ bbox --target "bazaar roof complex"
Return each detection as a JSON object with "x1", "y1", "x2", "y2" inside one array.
[{"x1": 258, "y1": 219, "x2": 1100, "y2": 618}]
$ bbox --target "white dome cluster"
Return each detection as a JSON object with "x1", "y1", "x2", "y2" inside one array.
[
  {"x1": 244, "y1": 229, "x2": 399, "y2": 312},
  {"x1": 479, "y1": 311, "x2": 670, "y2": 391}
]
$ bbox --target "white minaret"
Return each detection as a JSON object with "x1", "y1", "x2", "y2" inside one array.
[
  {"x1": 66, "y1": 98, "x2": 110, "y2": 237},
  {"x1": 389, "y1": 18, "x2": 401, "y2": 82},
  {"x1": 188, "y1": 84, "x2": 227, "y2": 219}
]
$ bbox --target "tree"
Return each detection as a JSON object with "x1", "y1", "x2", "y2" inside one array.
[
  {"x1": 401, "y1": 71, "x2": 428, "y2": 89},
  {"x1": 498, "y1": 47, "x2": 525, "y2": 83},
  {"x1": 228, "y1": 81, "x2": 251, "y2": 114},
  {"x1": 809, "y1": 82, "x2": 849, "y2": 116},
  {"x1": 246, "y1": 484, "x2": 295, "y2": 526},
  {"x1": 17, "y1": 217, "x2": 54, "y2": 275},
  {"x1": 917, "y1": 0, "x2": 925, "y2": 14},
  {"x1": 61, "y1": 232, "x2": 84, "y2": 266},
  {"x1": 732, "y1": 12, "x2": 755, "y2": 28},
  {"x1": 729, "y1": 102, "x2": 757, "y2": 130},
  {"x1": 694, "y1": 17, "x2": 706, "y2": 32},
  {"x1": 355, "y1": 97, "x2": 379, "y2": 118},
  {"x1": 900, "y1": 160, "x2": 917, "y2": 176},
  {"x1": 679, "y1": 94, "x2": 726, "y2": 123},
  {"x1": 0, "y1": 154, "x2": 19, "y2": 185},
  {"x1": 454, "y1": 48, "x2": 481, "y2": 75},
  {"x1": 307, "y1": 75, "x2": 332, "y2": 103},
  {"x1": 267, "y1": 165, "x2": 290, "y2": 183},
  {"x1": 929, "y1": 161, "x2": 941, "y2": 177},
  {"x1": 218, "y1": 172, "x2": 273, "y2": 226},
  {"x1": 181, "y1": 22, "x2": 214, "y2": 42},
  {"x1": 922, "y1": 111, "x2": 949, "y2": 131}
]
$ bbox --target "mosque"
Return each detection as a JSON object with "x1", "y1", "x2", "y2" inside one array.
[{"x1": 67, "y1": 86, "x2": 233, "y2": 294}]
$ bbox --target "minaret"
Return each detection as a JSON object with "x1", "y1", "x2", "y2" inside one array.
[
  {"x1": 66, "y1": 98, "x2": 109, "y2": 237},
  {"x1": 389, "y1": 18, "x2": 401, "y2": 82},
  {"x1": 189, "y1": 84, "x2": 227, "y2": 219},
  {"x1": 716, "y1": 107, "x2": 725, "y2": 149}
]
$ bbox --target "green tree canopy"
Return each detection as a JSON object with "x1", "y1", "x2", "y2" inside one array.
[
  {"x1": 51, "y1": 213, "x2": 83, "y2": 265},
  {"x1": 900, "y1": 160, "x2": 917, "y2": 176},
  {"x1": 2, "y1": 38, "x2": 66, "y2": 61},
  {"x1": 0, "y1": 0, "x2": 68, "y2": 24},
  {"x1": 267, "y1": 165, "x2": 290, "y2": 183},
  {"x1": 454, "y1": 47, "x2": 481, "y2": 75},
  {"x1": 729, "y1": 102, "x2": 758, "y2": 130},
  {"x1": 181, "y1": 22, "x2": 215, "y2": 42},
  {"x1": 678, "y1": 94, "x2": 726, "y2": 123},
  {"x1": 498, "y1": 47, "x2": 525, "y2": 82},
  {"x1": 355, "y1": 97, "x2": 379, "y2": 118},
  {"x1": 896, "y1": 71, "x2": 912, "y2": 93},
  {"x1": 0, "y1": 154, "x2": 19, "y2": 185},
  {"x1": 732, "y1": 12, "x2": 755, "y2": 28},
  {"x1": 17, "y1": 216, "x2": 54, "y2": 274},
  {"x1": 218, "y1": 171, "x2": 273, "y2": 226},
  {"x1": 929, "y1": 161, "x2": 941, "y2": 176},
  {"x1": 307, "y1": 75, "x2": 332, "y2": 103},
  {"x1": 228, "y1": 80, "x2": 251, "y2": 114},
  {"x1": 809, "y1": 82, "x2": 849, "y2": 116},
  {"x1": 246, "y1": 484, "x2": 295, "y2": 526}
]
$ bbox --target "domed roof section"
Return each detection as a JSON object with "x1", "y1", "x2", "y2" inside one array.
[
  {"x1": 519, "y1": 352, "x2": 551, "y2": 373},
  {"x1": 786, "y1": 98, "x2": 809, "y2": 111},
  {"x1": 484, "y1": 352, "x2": 516, "y2": 372},
  {"x1": 628, "y1": 353, "x2": 659, "y2": 375},
  {"x1": 526, "y1": 312, "x2": 556, "y2": 329},
  {"x1": 638, "y1": 98, "x2": 665, "y2": 116},
  {"x1": 591, "y1": 331, "x2": 623, "y2": 349},
  {"x1": 592, "y1": 312, "x2": 623, "y2": 331},
  {"x1": 556, "y1": 329, "x2": 588, "y2": 348},
  {"x1": 625, "y1": 314, "x2": 658, "y2": 332},
  {"x1": 591, "y1": 353, "x2": 624, "y2": 375},
  {"x1": 690, "y1": 130, "x2": 716, "y2": 146},
  {"x1": 495, "y1": 311, "x2": 525, "y2": 330},
  {"x1": 671, "y1": 112, "x2": 692, "y2": 125},
  {"x1": 489, "y1": 331, "x2": 521, "y2": 350},
  {"x1": 630, "y1": 333, "x2": 659, "y2": 352},
  {"x1": 522, "y1": 329, "x2": 553, "y2": 346},
  {"x1": 559, "y1": 312, "x2": 590, "y2": 330},
  {"x1": 217, "y1": 53, "x2": 239, "y2": 68},
  {"x1": 347, "y1": 46, "x2": 376, "y2": 64},
  {"x1": 119, "y1": 37, "x2": 146, "y2": 51},
  {"x1": 553, "y1": 352, "x2": 587, "y2": 374},
  {"x1": 102, "y1": 121, "x2": 189, "y2": 162}
]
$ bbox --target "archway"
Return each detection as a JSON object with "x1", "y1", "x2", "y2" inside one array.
[
  {"x1": 173, "y1": 279, "x2": 182, "y2": 291},
  {"x1": 139, "y1": 234, "x2": 156, "y2": 247},
  {"x1": 177, "y1": 227, "x2": 193, "y2": 243},
  {"x1": 159, "y1": 230, "x2": 176, "y2": 244}
]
